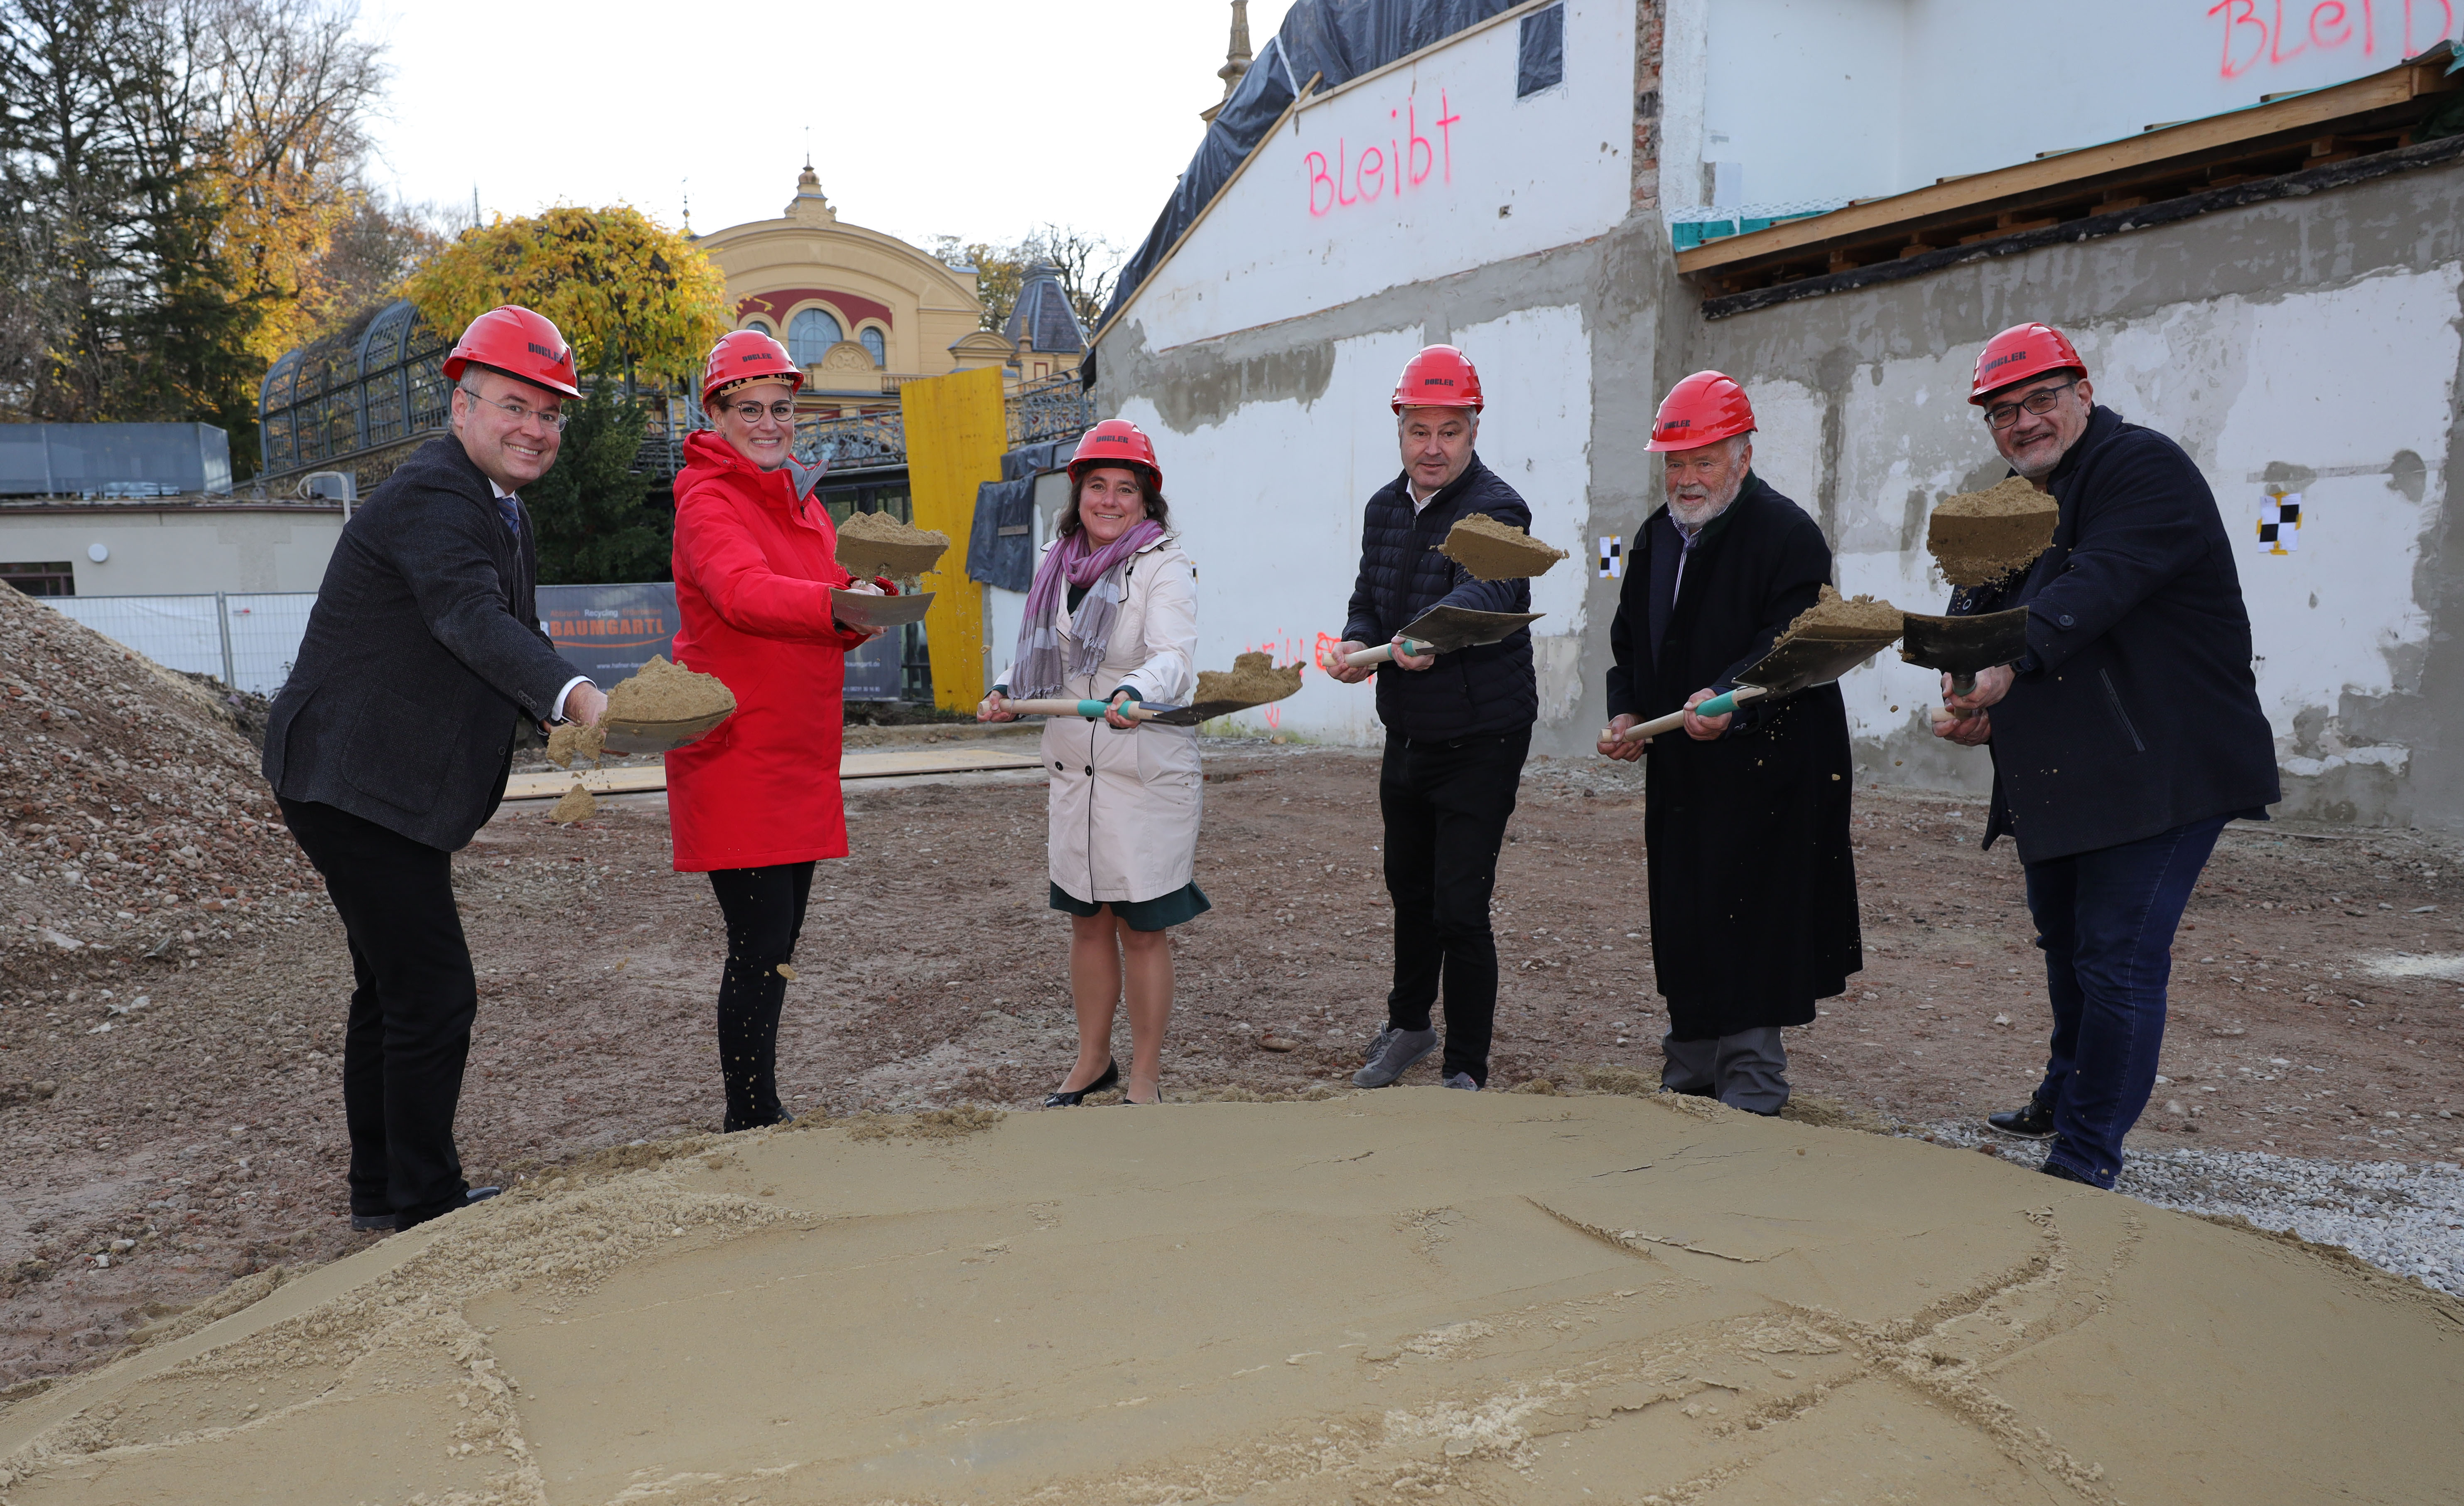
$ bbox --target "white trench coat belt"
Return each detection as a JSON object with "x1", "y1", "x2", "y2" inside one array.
[{"x1": 997, "y1": 532, "x2": 1203, "y2": 904}]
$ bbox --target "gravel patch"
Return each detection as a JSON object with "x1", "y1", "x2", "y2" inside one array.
[{"x1": 1911, "y1": 1116, "x2": 2464, "y2": 1298}]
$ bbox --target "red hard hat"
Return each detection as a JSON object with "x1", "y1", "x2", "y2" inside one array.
[
  {"x1": 1647, "y1": 371, "x2": 1755, "y2": 451},
  {"x1": 1391, "y1": 344, "x2": 1484, "y2": 413},
  {"x1": 701, "y1": 329, "x2": 803, "y2": 405},
  {"x1": 1970, "y1": 322, "x2": 2086, "y2": 403},
  {"x1": 1068, "y1": 419, "x2": 1162, "y2": 489},
  {"x1": 441, "y1": 305, "x2": 582, "y2": 400}
]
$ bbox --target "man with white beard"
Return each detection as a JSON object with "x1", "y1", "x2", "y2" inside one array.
[{"x1": 1597, "y1": 372, "x2": 1862, "y2": 1113}]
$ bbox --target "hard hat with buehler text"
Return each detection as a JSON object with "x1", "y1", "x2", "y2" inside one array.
[
  {"x1": 701, "y1": 329, "x2": 803, "y2": 405},
  {"x1": 1970, "y1": 323, "x2": 2087, "y2": 403},
  {"x1": 1647, "y1": 371, "x2": 1755, "y2": 451},
  {"x1": 1391, "y1": 345, "x2": 1485, "y2": 413},
  {"x1": 442, "y1": 305, "x2": 582, "y2": 400},
  {"x1": 1067, "y1": 419, "x2": 1162, "y2": 489}
]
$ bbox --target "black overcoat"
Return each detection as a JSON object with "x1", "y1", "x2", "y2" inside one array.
[
  {"x1": 1605, "y1": 476, "x2": 1861, "y2": 1038},
  {"x1": 263, "y1": 435, "x2": 577, "y2": 851},
  {"x1": 1951, "y1": 406, "x2": 2280, "y2": 863}
]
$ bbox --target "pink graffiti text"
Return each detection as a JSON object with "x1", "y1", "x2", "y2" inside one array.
[
  {"x1": 2207, "y1": 0, "x2": 2456, "y2": 79},
  {"x1": 1306, "y1": 93, "x2": 1460, "y2": 217}
]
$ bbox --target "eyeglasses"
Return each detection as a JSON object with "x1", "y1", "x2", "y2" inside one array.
[
  {"x1": 727, "y1": 400, "x2": 797, "y2": 426},
  {"x1": 1982, "y1": 378, "x2": 2079, "y2": 430},
  {"x1": 458, "y1": 386, "x2": 569, "y2": 432}
]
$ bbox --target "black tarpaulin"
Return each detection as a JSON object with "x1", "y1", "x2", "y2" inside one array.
[{"x1": 1097, "y1": 0, "x2": 1520, "y2": 335}]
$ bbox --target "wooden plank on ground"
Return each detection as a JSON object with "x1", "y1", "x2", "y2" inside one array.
[{"x1": 503, "y1": 746, "x2": 1043, "y2": 800}]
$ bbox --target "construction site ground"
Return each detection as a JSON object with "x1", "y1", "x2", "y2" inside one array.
[{"x1": 5, "y1": 737, "x2": 2462, "y2": 1395}]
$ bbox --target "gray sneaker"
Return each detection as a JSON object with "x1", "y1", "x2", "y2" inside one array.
[
  {"x1": 1443, "y1": 1072, "x2": 1481, "y2": 1091},
  {"x1": 1353, "y1": 1025, "x2": 1438, "y2": 1088}
]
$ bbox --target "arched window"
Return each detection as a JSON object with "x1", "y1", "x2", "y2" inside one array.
[
  {"x1": 859, "y1": 327, "x2": 886, "y2": 367},
  {"x1": 744, "y1": 318, "x2": 772, "y2": 337},
  {"x1": 788, "y1": 307, "x2": 842, "y2": 365}
]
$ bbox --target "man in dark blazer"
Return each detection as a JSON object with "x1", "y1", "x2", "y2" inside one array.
[
  {"x1": 1598, "y1": 372, "x2": 1861, "y2": 1114},
  {"x1": 263, "y1": 305, "x2": 608, "y2": 1231},
  {"x1": 1326, "y1": 344, "x2": 1537, "y2": 1093},
  {"x1": 1934, "y1": 323, "x2": 2277, "y2": 1189}
]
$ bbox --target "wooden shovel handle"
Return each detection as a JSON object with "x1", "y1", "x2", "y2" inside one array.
[
  {"x1": 1001, "y1": 697, "x2": 1160, "y2": 722},
  {"x1": 1603, "y1": 685, "x2": 1769, "y2": 744},
  {"x1": 1343, "y1": 638, "x2": 1429, "y2": 667}
]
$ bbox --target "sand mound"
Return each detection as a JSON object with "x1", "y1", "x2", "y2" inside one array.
[
  {"x1": 1928, "y1": 476, "x2": 2058, "y2": 586},
  {"x1": 1195, "y1": 651, "x2": 1302, "y2": 708},
  {"x1": 602, "y1": 655, "x2": 734, "y2": 726},
  {"x1": 1781, "y1": 583, "x2": 1904, "y2": 640},
  {"x1": 0, "y1": 583, "x2": 316, "y2": 1007},
  {"x1": 5, "y1": 1092, "x2": 2456, "y2": 1504},
  {"x1": 836, "y1": 511, "x2": 950, "y2": 580},
  {"x1": 1438, "y1": 512, "x2": 1568, "y2": 581}
]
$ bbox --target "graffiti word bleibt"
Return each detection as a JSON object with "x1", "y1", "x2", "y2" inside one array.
[
  {"x1": 2206, "y1": 0, "x2": 2457, "y2": 79},
  {"x1": 1306, "y1": 93, "x2": 1460, "y2": 217}
]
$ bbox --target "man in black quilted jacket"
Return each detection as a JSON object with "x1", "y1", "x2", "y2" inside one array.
[{"x1": 1327, "y1": 345, "x2": 1537, "y2": 1092}]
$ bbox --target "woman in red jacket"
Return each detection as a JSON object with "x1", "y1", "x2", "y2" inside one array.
[{"x1": 666, "y1": 330, "x2": 883, "y2": 1130}]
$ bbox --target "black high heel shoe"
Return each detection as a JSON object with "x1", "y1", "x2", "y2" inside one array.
[{"x1": 1044, "y1": 1058, "x2": 1119, "y2": 1108}]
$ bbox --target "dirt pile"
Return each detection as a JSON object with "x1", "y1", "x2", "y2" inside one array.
[
  {"x1": 1928, "y1": 476, "x2": 2058, "y2": 585},
  {"x1": 6, "y1": 1093, "x2": 2458, "y2": 1504},
  {"x1": 1779, "y1": 583, "x2": 1905, "y2": 641},
  {"x1": 602, "y1": 655, "x2": 735, "y2": 727},
  {"x1": 549, "y1": 783, "x2": 597, "y2": 825},
  {"x1": 1194, "y1": 651, "x2": 1303, "y2": 708},
  {"x1": 836, "y1": 511, "x2": 950, "y2": 580},
  {"x1": 1438, "y1": 512, "x2": 1569, "y2": 581},
  {"x1": 0, "y1": 584, "x2": 319, "y2": 1012}
]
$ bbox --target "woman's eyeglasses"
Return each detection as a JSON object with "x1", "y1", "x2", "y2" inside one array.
[{"x1": 729, "y1": 400, "x2": 797, "y2": 426}]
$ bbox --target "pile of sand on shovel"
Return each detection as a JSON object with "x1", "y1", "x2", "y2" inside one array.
[
  {"x1": 1438, "y1": 513, "x2": 1569, "y2": 581},
  {"x1": 1781, "y1": 583, "x2": 1904, "y2": 640},
  {"x1": 837, "y1": 511, "x2": 950, "y2": 581},
  {"x1": 604, "y1": 654, "x2": 736, "y2": 725},
  {"x1": 1927, "y1": 476, "x2": 2057, "y2": 586},
  {"x1": 1195, "y1": 651, "x2": 1303, "y2": 706}
]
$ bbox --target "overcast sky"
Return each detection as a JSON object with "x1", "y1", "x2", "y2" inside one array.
[{"x1": 353, "y1": 0, "x2": 1296, "y2": 264}]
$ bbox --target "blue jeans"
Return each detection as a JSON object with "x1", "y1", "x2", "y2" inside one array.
[{"x1": 2023, "y1": 813, "x2": 2231, "y2": 1187}]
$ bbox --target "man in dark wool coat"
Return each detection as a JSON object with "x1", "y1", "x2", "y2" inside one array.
[
  {"x1": 1934, "y1": 323, "x2": 2277, "y2": 1189},
  {"x1": 263, "y1": 305, "x2": 607, "y2": 1233},
  {"x1": 1597, "y1": 371, "x2": 1860, "y2": 1114}
]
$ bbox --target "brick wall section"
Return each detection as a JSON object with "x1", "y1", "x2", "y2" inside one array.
[{"x1": 1632, "y1": 0, "x2": 1664, "y2": 209}]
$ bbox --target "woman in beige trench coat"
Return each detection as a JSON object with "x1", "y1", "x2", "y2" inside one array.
[{"x1": 979, "y1": 420, "x2": 1204, "y2": 1107}]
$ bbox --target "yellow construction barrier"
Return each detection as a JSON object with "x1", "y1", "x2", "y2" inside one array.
[{"x1": 898, "y1": 366, "x2": 1005, "y2": 711}]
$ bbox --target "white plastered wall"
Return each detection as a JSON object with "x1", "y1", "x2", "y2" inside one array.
[
  {"x1": 1122, "y1": 0, "x2": 1634, "y2": 353},
  {"x1": 1813, "y1": 265, "x2": 2460, "y2": 781}
]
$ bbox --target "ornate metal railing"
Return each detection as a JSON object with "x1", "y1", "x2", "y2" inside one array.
[{"x1": 1010, "y1": 373, "x2": 1097, "y2": 448}]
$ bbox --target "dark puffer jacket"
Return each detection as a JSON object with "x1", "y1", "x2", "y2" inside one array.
[{"x1": 1341, "y1": 455, "x2": 1539, "y2": 740}]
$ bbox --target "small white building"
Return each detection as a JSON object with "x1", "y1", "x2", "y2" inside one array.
[{"x1": 0, "y1": 496, "x2": 344, "y2": 598}]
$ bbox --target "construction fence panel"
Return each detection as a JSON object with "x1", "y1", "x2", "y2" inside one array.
[
  {"x1": 45, "y1": 595, "x2": 227, "y2": 682},
  {"x1": 222, "y1": 594, "x2": 318, "y2": 696}
]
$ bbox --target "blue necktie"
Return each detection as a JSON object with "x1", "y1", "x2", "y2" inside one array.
[{"x1": 497, "y1": 493, "x2": 521, "y2": 536}]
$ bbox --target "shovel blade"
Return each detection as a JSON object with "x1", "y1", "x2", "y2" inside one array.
[
  {"x1": 1899, "y1": 608, "x2": 2031, "y2": 674},
  {"x1": 1733, "y1": 629, "x2": 1902, "y2": 697},
  {"x1": 1392, "y1": 605, "x2": 1545, "y2": 655}
]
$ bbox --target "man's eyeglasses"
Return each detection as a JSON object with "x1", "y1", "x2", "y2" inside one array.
[
  {"x1": 458, "y1": 386, "x2": 569, "y2": 432},
  {"x1": 727, "y1": 400, "x2": 797, "y2": 426},
  {"x1": 1982, "y1": 378, "x2": 2079, "y2": 431}
]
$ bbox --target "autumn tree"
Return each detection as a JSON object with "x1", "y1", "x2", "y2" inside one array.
[
  {"x1": 0, "y1": 0, "x2": 390, "y2": 473},
  {"x1": 402, "y1": 205, "x2": 727, "y2": 392},
  {"x1": 932, "y1": 224, "x2": 1121, "y2": 334}
]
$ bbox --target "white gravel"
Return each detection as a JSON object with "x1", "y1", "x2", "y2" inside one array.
[{"x1": 1912, "y1": 1118, "x2": 2464, "y2": 1298}]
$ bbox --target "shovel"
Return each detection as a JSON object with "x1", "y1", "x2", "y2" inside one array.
[
  {"x1": 1342, "y1": 605, "x2": 1545, "y2": 667},
  {"x1": 1001, "y1": 696, "x2": 1276, "y2": 727},
  {"x1": 1899, "y1": 607, "x2": 2031, "y2": 700},
  {"x1": 1606, "y1": 625, "x2": 1903, "y2": 744}
]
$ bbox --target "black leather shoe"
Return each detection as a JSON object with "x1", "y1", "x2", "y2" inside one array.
[
  {"x1": 2039, "y1": 1160, "x2": 2098, "y2": 1187},
  {"x1": 1986, "y1": 1095, "x2": 2058, "y2": 1140},
  {"x1": 350, "y1": 1209, "x2": 394, "y2": 1232},
  {"x1": 1045, "y1": 1059, "x2": 1119, "y2": 1107},
  {"x1": 381, "y1": 1185, "x2": 503, "y2": 1234}
]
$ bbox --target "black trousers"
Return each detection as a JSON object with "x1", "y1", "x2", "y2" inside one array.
[
  {"x1": 708, "y1": 862, "x2": 816, "y2": 1131},
  {"x1": 278, "y1": 798, "x2": 475, "y2": 1228},
  {"x1": 1379, "y1": 727, "x2": 1529, "y2": 1085}
]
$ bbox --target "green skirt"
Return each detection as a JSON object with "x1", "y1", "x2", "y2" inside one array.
[{"x1": 1048, "y1": 880, "x2": 1212, "y2": 932}]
